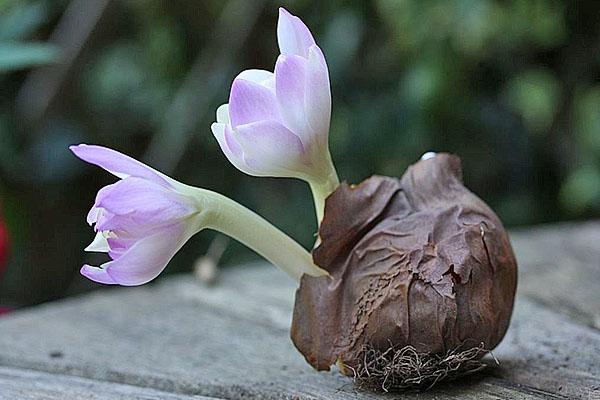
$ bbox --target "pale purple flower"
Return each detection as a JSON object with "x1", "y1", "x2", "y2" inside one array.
[
  {"x1": 71, "y1": 144, "x2": 327, "y2": 286},
  {"x1": 70, "y1": 144, "x2": 203, "y2": 286},
  {"x1": 211, "y1": 8, "x2": 335, "y2": 184}
]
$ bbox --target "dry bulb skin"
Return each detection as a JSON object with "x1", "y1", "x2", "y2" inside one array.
[{"x1": 291, "y1": 153, "x2": 518, "y2": 389}]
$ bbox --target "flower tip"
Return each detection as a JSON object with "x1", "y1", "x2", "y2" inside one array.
[
  {"x1": 276, "y1": 7, "x2": 315, "y2": 58},
  {"x1": 211, "y1": 122, "x2": 225, "y2": 140},
  {"x1": 81, "y1": 264, "x2": 117, "y2": 285},
  {"x1": 215, "y1": 103, "x2": 230, "y2": 124},
  {"x1": 421, "y1": 151, "x2": 437, "y2": 161},
  {"x1": 69, "y1": 143, "x2": 84, "y2": 154},
  {"x1": 277, "y1": 7, "x2": 302, "y2": 32},
  {"x1": 278, "y1": 7, "x2": 292, "y2": 17},
  {"x1": 69, "y1": 143, "x2": 94, "y2": 160}
]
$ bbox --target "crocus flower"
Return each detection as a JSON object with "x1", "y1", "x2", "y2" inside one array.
[
  {"x1": 211, "y1": 8, "x2": 338, "y2": 221},
  {"x1": 71, "y1": 144, "x2": 326, "y2": 286}
]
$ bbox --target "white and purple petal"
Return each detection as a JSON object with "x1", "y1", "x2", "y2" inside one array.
[
  {"x1": 211, "y1": 8, "x2": 335, "y2": 183},
  {"x1": 70, "y1": 145, "x2": 170, "y2": 186},
  {"x1": 275, "y1": 54, "x2": 309, "y2": 141},
  {"x1": 216, "y1": 104, "x2": 230, "y2": 124},
  {"x1": 211, "y1": 122, "x2": 256, "y2": 176},
  {"x1": 235, "y1": 120, "x2": 307, "y2": 177},
  {"x1": 84, "y1": 223, "x2": 192, "y2": 286},
  {"x1": 81, "y1": 263, "x2": 118, "y2": 285},
  {"x1": 228, "y1": 79, "x2": 280, "y2": 128},
  {"x1": 305, "y1": 45, "x2": 331, "y2": 146},
  {"x1": 236, "y1": 69, "x2": 274, "y2": 85},
  {"x1": 94, "y1": 177, "x2": 194, "y2": 221},
  {"x1": 277, "y1": 8, "x2": 316, "y2": 58}
]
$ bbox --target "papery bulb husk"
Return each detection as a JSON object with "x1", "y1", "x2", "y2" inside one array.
[{"x1": 291, "y1": 154, "x2": 517, "y2": 385}]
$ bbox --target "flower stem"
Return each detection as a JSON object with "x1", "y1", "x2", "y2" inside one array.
[
  {"x1": 196, "y1": 189, "x2": 328, "y2": 281},
  {"x1": 309, "y1": 157, "x2": 340, "y2": 224}
]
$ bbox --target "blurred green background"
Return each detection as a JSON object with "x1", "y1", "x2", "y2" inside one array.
[{"x1": 0, "y1": 0, "x2": 599, "y2": 307}]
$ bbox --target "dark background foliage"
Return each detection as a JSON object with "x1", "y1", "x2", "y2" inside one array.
[{"x1": 0, "y1": 0, "x2": 599, "y2": 307}]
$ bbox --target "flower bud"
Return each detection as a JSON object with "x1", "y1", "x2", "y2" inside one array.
[{"x1": 211, "y1": 8, "x2": 336, "y2": 190}]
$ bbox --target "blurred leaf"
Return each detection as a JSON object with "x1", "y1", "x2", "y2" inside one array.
[
  {"x1": 509, "y1": 0, "x2": 566, "y2": 48},
  {"x1": 401, "y1": 60, "x2": 442, "y2": 108},
  {"x1": 322, "y1": 9, "x2": 363, "y2": 79},
  {"x1": 0, "y1": 42, "x2": 59, "y2": 73},
  {"x1": 573, "y1": 86, "x2": 600, "y2": 155},
  {"x1": 495, "y1": 192, "x2": 538, "y2": 225},
  {"x1": 85, "y1": 43, "x2": 145, "y2": 104},
  {"x1": 24, "y1": 119, "x2": 85, "y2": 184},
  {"x1": 503, "y1": 69, "x2": 560, "y2": 133},
  {"x1": 451, "y1": 0, "x2": 501, "y2": 55},
  {"x1": 83, "y1": 43, "x2": 171, "y2": 130},
  {"x1": 560, "y1": 165, "x2": 600, "y2": 215},
  {"x1": 0, "y1": 113, "x2": 21, "y2": 172},
  {"x1": 141, "y1": 17, "x2": 185, "y2": 79},
  {"x1": 0, "y1": 1, "x2": 49, "y2": 41}
]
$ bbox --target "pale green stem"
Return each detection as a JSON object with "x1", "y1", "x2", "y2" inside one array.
[
  {"x1": 308, "y1": 157, "x2": 340, "y2": 224},
  {"x1": 192, "y1": 189, "x2": 328, "y2": 281}
]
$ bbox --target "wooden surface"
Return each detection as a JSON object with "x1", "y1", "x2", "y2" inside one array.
[{"x1": 0, "y1": 221, "x2": 599, "y2": 399}]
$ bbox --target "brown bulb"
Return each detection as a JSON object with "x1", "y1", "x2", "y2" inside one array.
[{"x1": 291, "y1": 153, "x2": 517, "y2": 386}]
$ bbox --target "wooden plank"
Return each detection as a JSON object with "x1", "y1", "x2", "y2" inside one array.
[
  {"x1": 510, "y1": 221, "x2": 600, "y2": 329},
  {"x1": 491, "y1": 297, "x2": 600, "y2": 399},
  {"x1": 0, "y1": 259, "x2": 598, "y2": 399},
  {"x1": 0, "y1": 366, "x2": 221, "y2": 400}
]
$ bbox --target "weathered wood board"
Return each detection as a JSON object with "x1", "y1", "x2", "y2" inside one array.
[
  {"x1": 0, "y1": 366, "x2": 220, "y2": 400},
  {"x1": 510, "y1": 221, "x2": 600, "y2": 330},
  {"x1": 0, "y1": 221, "x2": 599, "y2": 399}
]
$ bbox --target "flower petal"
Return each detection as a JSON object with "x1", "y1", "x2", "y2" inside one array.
[
  {"x1": 97, "y1": 223, "x2": 192, "y2": 286},
  {"x1": 216, "y1": 104, "x2": 230, "y2": 124},
  {"x1": 211, "y1": 122, "x2": 255, "y2": 176},
  {"x1": 236, "y1": 69, "x2": 274, "y2": 85},
  {"x1": 228, "y1": 79, "x2": 280, "y2": 128},
  {"x1": 70, "y1": 144, "x2": 170, "y2": 186},
  {"x1": 85, "y1": 231, "x2": 110, "y2": 252},
  {"x1": 86, "y1": 206, "x2": 101, "y2": 225},
  {"x1": 81, "y1": 263, "x2": 118, "y2": 285},
  {"x1": 106, "y1": 235, "x2": 137, "y2": 258},
  {"x1": 275, "y1": 54, "x2": 309, "y2": 140},
  {"x1": 93, "y1": 177, "x2": 195, "y2": 232},
  {"x1": 235, "y1": 120, "x2": 307, "y2": 177},
  {"x1": 305, "y1": 45, "x2": 331, "y2": 146},
  {"x1": 277, "y1": 8, "x2": 316, "y2": 58}
]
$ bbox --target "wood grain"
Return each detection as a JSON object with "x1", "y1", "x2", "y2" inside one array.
[
  {"x1": 0, "y1": 222, "x2": 599, "y2": 399},
  {"x1": 511, "y1": 221, "x2": 600, "y2": 329},
  {"x1": 0, "y1": 366, "x2": 221, "y2": 400}
]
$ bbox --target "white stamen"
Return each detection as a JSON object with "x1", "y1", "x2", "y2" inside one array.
[{"x1": 85, "y1": 231, "x2": 111, "y2": 253}]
